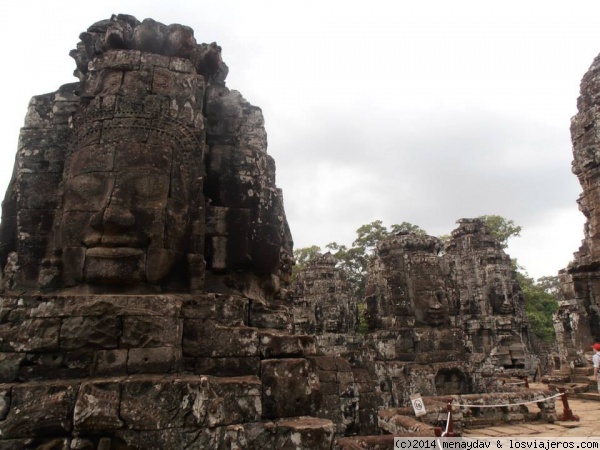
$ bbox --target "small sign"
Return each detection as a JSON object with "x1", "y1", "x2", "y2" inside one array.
[{"x1": 410, "y1": 393, "x2": 427, "y2": 417}]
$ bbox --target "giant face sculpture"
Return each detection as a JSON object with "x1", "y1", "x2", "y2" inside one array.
[
  {"x1": 413, "y1": 289, "x2": 450, "y2": 327},
  {"x1": 57, "y1": 127, "x2": 198, "y2": 287},
  {"x1": 488, "y1": 277, "x2": 514, "y2": 315}
]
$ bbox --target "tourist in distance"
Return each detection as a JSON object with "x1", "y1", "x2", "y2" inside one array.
[{"x1": 592, "y1": 343, "x2": 600, "y2": 394}]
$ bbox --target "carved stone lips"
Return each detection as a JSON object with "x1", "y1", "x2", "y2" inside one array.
[
  {"x1": 498, "y1": 303, "x2": 512, "y2": 314},
  {"x1": 427, "y1": 307, "x2": 445, "y2": 325},
  {"x1": 86, "y1": 247, "x2": 143, "y2": 258}
]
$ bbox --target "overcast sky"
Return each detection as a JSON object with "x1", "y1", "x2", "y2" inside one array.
[{"x1": 1, "y1": 0, "x2": 599, "y2": 279}]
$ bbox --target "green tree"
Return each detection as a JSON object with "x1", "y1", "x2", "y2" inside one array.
[
  {"x1": 518, "y1": 271, "x2": 559, "y2": 343},
  {"x1": 536, "y1": 275, "x2": 562, "y2": 299},
  {"x1": 478, "y1": 214, "x2": 522, "y2": 248},
  {"x1": 293, "y1": 220, "x2": 426, "y2": 299},
  {"x1": 292, "y1": 245, "x2": 321, "y2": 276},
  {"x1": 390, "y1": 222, "x2": 427, "y2": 236}
]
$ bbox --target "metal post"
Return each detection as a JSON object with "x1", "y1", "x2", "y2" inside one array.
[
  {"x1": 445, "y1": 398, "x2": 456, "y2": 437},
  {"x1": 524, "y1": 376, "x2": 529, "y2": 388},
  {"x1": 558, "y1": 387, "x2": 579, "y2": 421}
]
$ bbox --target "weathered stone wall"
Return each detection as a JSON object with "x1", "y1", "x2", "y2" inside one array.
[
  {"x1": 290, "y1": 254, "x2": 381, "y2": 436},
  {"x1": 556, "y1": 50, "x2": 600, "y2": 365},
  {"x1": 359, "y1": 222, "x2": 535, "y2": 407},
  {"x1": 291, "y1": 252, "x2": 360, "y2": 356},
  {"x1": 362, "y1": 232, "x2": 474, "y2": 407},
  {"x1": 445, "y1": 219, "x2": 536, "y2": 374}
]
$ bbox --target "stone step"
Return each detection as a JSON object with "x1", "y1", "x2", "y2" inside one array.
[
  {"x1": 573, "y1": 392, "x2": 600, "y2": 401},
  {"x1": 573, "y1": 376, "x2": 592, "y2": 383},
  {"x1": 271, "y1": 416, "x2": 335, "y2": 449},
  {"x1": 378, "y1": 409, "x2": 439, "y2": 436},
  {"x1": 0, "y1": 374, "x2": 263, "y2": 440},
  {"x1": 0, "y1": 372, "x2": 335, "y2": 448}
]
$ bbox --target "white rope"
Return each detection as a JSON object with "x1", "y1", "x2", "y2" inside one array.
[
  {"x1": 504, "y1": 381, "x2": 527, "y2": 385},
  {"x1": 438, "y1": 411, "x2": 452, "y2": 449},
  {"x1": 435, "y1": 390, "x2": 565, "y2": 449},
  {"x1": 441, "y1": 411, "x2": 451, "y2": 436},
  {"x1": 457, "y1": 392, "x2": 564, "y2": 408}
]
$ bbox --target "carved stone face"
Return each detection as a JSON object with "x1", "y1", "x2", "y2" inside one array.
[
  {"x1": 413, "y1": 290, "x2": 450, "y2": 327},
  {"x1": 489, "y1": 279, "x2": 514, "y2": 315},
  {"x1": 58, "y1": 137, "x2": 192, "y2": 286}
]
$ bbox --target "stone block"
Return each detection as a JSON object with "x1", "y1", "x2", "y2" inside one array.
[
  {"x1": 207, "y1": 376, "x2": 262, "y2": 426},
  {"x1": 89, "y1": 49, "x2": 142, "y2": 71},
  {"x1": 120, "y1": 376, "x2": 207, "y2": 430},
  {"x1": 0, "y1": 382, "x2": 78, "y2": 438},
  {"x1": 121, "y1": 65, "x2": 153, "y2": 96},
  {"x1": 16, "y1": 173, "x2": 61, "y2": 210},
  {"x1": 0, "y1": 353, "x2": 25, "y2": 382},
  {"x1": 249, "y1": 301, "x2": 292, "y2": 330},
  {"x1": 121, "y1": 315, "x2": 182, "y2": 348},
  {"x1": 73, "y1": 381, "x2": 123, "y2": 431},
  {"x1": 261, "y1": 358, "x2": 321, "y2": 419},
  {"x1": 195, "y1": 356, "x2": 260, "y2": 376},
  {"x1": 18, "y1": 350, "x2": 94, "y2": 381},
  {"x1": 183, "y1": 321, "x2": 258, "y2": 357},
  {"x1": 320, "y1": 381, "x2": 339, "y2": 396},
  {"x1": 94, "y1": 349, "x2": 128, "y2": 376},
  {"x1": 119, "y1": 375, "x2": 260, "y2": 431},
  {"x1": 127, "y1": 347, "x2": 181, "y2": 374},
  {"x1": 26, "y1": 294, "x2": 183, "y2": 318},
  {"x1": 181, "y1": 293, "x2": 248, "y2": 325},
  {"x1": 60, "y1": 316, "x2": 121, "y2": 350},
  {"x1": 274, "y1": 417, "x2": 334, "y2": 449},
  {"x1": 258, "y1": 330, "x2": 316, "y2": 358},
  {"x1": 0, "y1": 318, "x2": 60, "y2": 352}
]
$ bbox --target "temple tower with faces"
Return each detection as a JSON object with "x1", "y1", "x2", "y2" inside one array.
[{"x1": 0, "y1": 15, "x2": 330, "y2": 448}]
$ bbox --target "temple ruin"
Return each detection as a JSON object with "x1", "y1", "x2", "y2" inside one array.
[
  {"x1": 0, "y1": 14, "x2": 565, "y2": 449},
  {"x1": 0, "y1": 14, "x2": 328, "y2": 448},
  {"x1": 555, "y1": 50, "x2": 600, "y2": 367},
  {"x1": 360, "y1": 220, "x2": 536, "y2": 408}
]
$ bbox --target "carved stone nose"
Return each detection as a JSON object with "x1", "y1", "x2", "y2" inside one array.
[
  {"x1": 90, "y1": 206, "x2": 135, "y2": 231},
  {"x1": 430, "y1": 299, "x2": 442, "y2": 309}
]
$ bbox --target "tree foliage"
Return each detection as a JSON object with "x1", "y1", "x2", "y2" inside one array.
[
  {"x1": 293, "y1": 220, "x2": 426, "y2": 298},
  {"x1": 478, "y1": 214, "x2": 522, "y2": 248},
  {"x1": 518, "y1": 272, "x2": 559, "y2": 343},
  {"x1": 292, "y1": 245, "x2": 321, "y2": 276}
]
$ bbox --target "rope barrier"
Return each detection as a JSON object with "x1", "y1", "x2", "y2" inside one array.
[
  {"x1": 457, "y1": 391, "x2": 564, "y2": 408},
  {"x1": 434, "y1": 388, "x2": 577, "y2": 440}
]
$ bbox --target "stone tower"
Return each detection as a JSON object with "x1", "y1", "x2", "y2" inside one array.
[
  {"x1": 556, "y1": 50, "x2": 600, "y2": 365},
  {"x1": 445, "y1": 219, "x2": 536, "y2": 373},
  {"x1": 363, "y1": 232, "x2": 472, "y2": 406},
  {"x1": 0, "y1": 15, "x2": 332, "y2": 449},
  {"x1": 291, "y1": 252, "x2": 359, "y2": 356}
]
